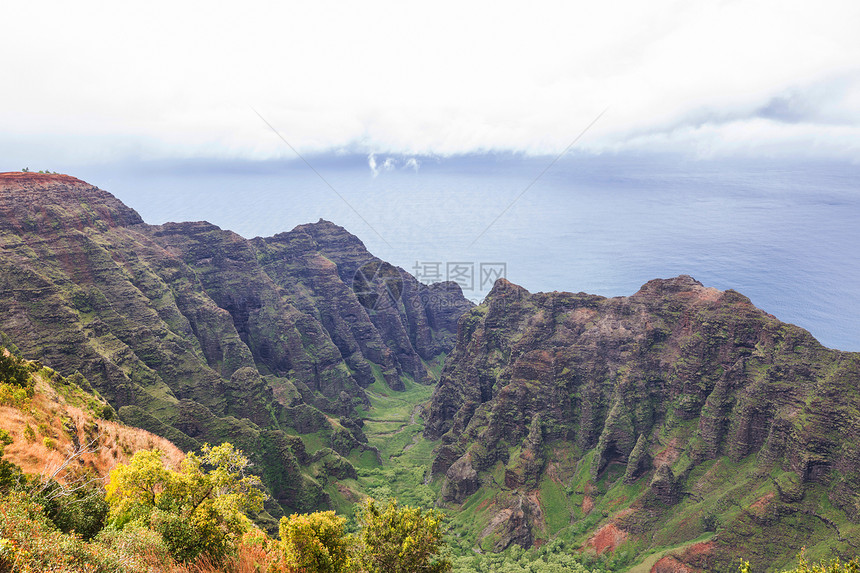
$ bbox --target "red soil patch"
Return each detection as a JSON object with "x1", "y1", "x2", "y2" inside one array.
[
  {"x1": 654, "y1": 438, "x2": 681, "y2": 467},
  {"x1": 676, "y1": 287, "x2": 722, "y2": 304},
  {"x1": 336, "y1": 483, "x2": 358, "y2": 502},
  {"x1": 0, "y1": 172, "x2": 82, "y2": 186},
  {"x1": 476, "y1": 498, "x2": 495, "y2": 511},
  {"x1": 651, "y1": 555, "x2": 697, "y2": 573},
  {"x1": 682, "y1": 541, "x2": 715, "y2": 559},
  {"x1": 585, "y1": 523, "x2": 628, "y2": 555},
  {"x1": 749, "y1": 492, "x2": 774, "y2": 514},
  {"x1": 653, "y1": 541, "x2": 715, "y2": 573},
  {"x1": 569, "y1": 307, "x2": 598, "y2": 323},
  {"x1": 581, "y1": 495, "x2": 594, "y2": 515}
]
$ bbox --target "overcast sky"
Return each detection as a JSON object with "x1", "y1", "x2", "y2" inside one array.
[{"x1": 2, "y1": 0, "x2": 859, "y2": 166}]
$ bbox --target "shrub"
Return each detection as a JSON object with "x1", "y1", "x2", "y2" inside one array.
[
  {"x1": 106, "y1": 443, "x2": 264, "y2": 563},
  {"x1": 0, "y1": 383, "x2": 32, "y2": 408},
  {"x1": 0, "y1": 431, "x2": 22, "y2": 492},
  {"x1": 93, "y1": 523, "x2": 172, "y2": 572},
  {"x1": 279, "y1": 510, "x2": 351, "y2": 573},
  {"x1": 745, "y1": 551, "x2": 860, "y2": 573},
  {"x1": 0, "y1": 350, "x2": 29, "y2": 388},
  {"x1": 354, "y1": 498, "x2": 452, "y2": 573},
  {"x1": 0, "y1": 491, "x2": 102, "y2": 572},
  {"x1": 34, "y1": 478, "x2": 110, "y2": 541}
]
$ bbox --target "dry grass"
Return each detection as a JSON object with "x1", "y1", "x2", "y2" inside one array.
[
  {"x1": 0, "y1": 372, "x2": 184, "y2": 484},
  {"x1": 161, "y1": 542, "x2": 282, "y2": 573}
]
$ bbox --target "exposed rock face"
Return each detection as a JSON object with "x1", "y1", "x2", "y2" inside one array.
[
  {"x1": 477, "y1": 492, "x2": 542, "y2": 552},
  {"x1": 253, "y1": 221, "x2": 471, "y2": 387},
  {"x1": 141, "y1": 220, "x2": 369, "y2": 412},
  {"x1": 426, "y1": 275, "x2": 860, "y2": 565},
  {"x1": 0, "y1": 172, "x2": 472, "y2": 518}
]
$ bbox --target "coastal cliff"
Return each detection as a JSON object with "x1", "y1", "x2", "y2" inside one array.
[
  {"x1": 0, "y1": 172, "x2": 472, "y2": 520},
  {"x1": 426, "y1": 276, "x2": 860, "y2": 569}
]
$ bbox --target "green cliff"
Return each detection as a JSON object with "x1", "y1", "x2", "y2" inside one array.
[
  {"x1": 425, "y1": 277, "x2": 860, "y2": 570},
  {"x1": 3, "y1": 171, "x2": 858, "y2": 571},
  {"x1": 0, "y1": 172, "x2": 471, "y2": 523}
]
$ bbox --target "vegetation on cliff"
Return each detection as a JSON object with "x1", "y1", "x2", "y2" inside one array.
[
  {"x1": 0, "y1": 172, "x2": 471, "y2": 521},
  {"x1": 424, "y1": 276, "x2": 860, "y2": 571},
  {"x1": 2, "y1": 172, "x2": 859, "y2": 571}
]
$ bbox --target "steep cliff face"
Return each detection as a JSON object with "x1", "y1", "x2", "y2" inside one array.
[
  {"x1": 0, "y1": 172, "x2": 472, "y2": 519},
  {"x1": 141, "y1": 221, "x2": 368, "y2": 414},
  {"x1": 426, "y1": 276, "x2": 860, "y2": 568},
  {"x1": 253, "y1": 221, "x2": 471, "y2": 389}
]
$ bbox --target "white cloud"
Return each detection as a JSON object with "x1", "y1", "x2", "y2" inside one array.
[
  {"x1": 366, "y1": 154, "x2": 422, "y2": 176},
  {"x1": 1, "y1": 0, "x2": 858, "y2": 164},
  {"x1": 405, "y1": 158, "x2": 420, "y2": 171},
  {"x1": 368, "y1": 153, "x2": 379, "y2": 177}
]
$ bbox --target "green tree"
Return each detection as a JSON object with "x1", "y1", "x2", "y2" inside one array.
[
  {"x1": 742, "y1": 551, "x2": 860, "y2": 573},
  {"x1": 0, "y1": 429, "x2": 23, "y2": 490},
  {"x1": 354, "y1": 498, "x2": 451, "y2": 573},
  {"x1": 280, "y1": 510, "x2": 352, "y2": 572},
  {"x1": 0, "y1": 348, "x2": 29, "y2": 387},
  {"x1": 106, "y1": 442, "x2": 264, "y2": 563}
]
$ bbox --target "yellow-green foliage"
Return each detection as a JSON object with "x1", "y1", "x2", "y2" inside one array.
[
  {"x1": 354, "y1": 498, "x2": 451, "y2": 573},
  {"x1": 741, "y1": 552, "x2": 860, "y2": 573},
  {"x1": 0, "y1": 382, "x2": 33, "y2": 407},
  {"x1": 0, "y1": 349, "x2": 34, "y2": 407},
  {"x1": 106, "y1": 442, "x2": 264, "y2": 563},
  {"x1": 280, "y1": 510, "x2": 351, "y2": 572},
  {"x1": 276, "y1": 499, "x2": 452, "y2": 573}
]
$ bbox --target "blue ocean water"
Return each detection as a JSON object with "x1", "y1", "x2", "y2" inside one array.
[{"x1": 75, "y1": 153, "x2": 860, "y2": 351}]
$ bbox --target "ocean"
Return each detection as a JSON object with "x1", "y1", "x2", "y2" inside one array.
[{"x1": 74, "y1": 152, "x2": 860, "y2": 351}]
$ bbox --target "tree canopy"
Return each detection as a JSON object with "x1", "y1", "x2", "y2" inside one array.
[
  {"x1": 280, "y1": 510, "x2": 352, "y2": 572},
  {"x1": 106, "y1": 442, "x2": 264, "y2": 562},
  {"x1": 354, "y1": 498, "x2": 451, "y2": 573}
]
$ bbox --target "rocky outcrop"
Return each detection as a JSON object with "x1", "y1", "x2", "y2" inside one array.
[
  {"x1": 142, "y1": 221, "x2": 368, "y2": 411},
  {"x1": 426, "y1": 275, "x2": 860, "y2": 559},
  {"x1": 441, "y1": 452, "x2": 480, "y2": 503},
  {"x1": 477, "y1": 493, "x2": 543, "y2": 552},
  {"x1": 253, "y1": 220, "x2": 471, "y2": 387}
]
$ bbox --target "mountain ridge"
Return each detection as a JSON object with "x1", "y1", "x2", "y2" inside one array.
[
  {"x1": 2, "y1": 172, "x2": 859, "y2": 571},
  {"x1": 425, "y1": 273, "x2": 860, "y2": 570},
  {"x1": 0, "y1": 172, "x2": 472, "y2": 523}
]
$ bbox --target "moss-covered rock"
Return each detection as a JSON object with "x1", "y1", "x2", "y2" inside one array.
[{"x1": 425, "y1": 275, "x2": 860, "y2": 565}]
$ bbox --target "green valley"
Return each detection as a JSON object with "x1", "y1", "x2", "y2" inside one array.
[{"x1": 2, "y1": 172, "x2": 859, "y2": 572}]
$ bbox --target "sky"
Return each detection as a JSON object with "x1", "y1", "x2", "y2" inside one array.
[
  {"x1": 2, "y1": 0, "x2": 859, "y2": 167},
  {"x1": 2, "y1": 2, "x2": 860, "y2": 350}
]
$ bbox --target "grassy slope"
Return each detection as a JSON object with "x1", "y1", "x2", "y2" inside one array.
[
  {"x1": 306, "y1": 359, "x2": 444, "y2": 520},
  {"x1": 356, "y1": 365, "x2": 441, "y2": 505},
  {"x1": 426, "y1": 418, "x2": 860, "y2": 572},
  {"x1": 6, "y1": 346, "x2": 857, "y2": 571},
  {"x1": 1, "y1": 358, "x2": 184, "y2": 484}
]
